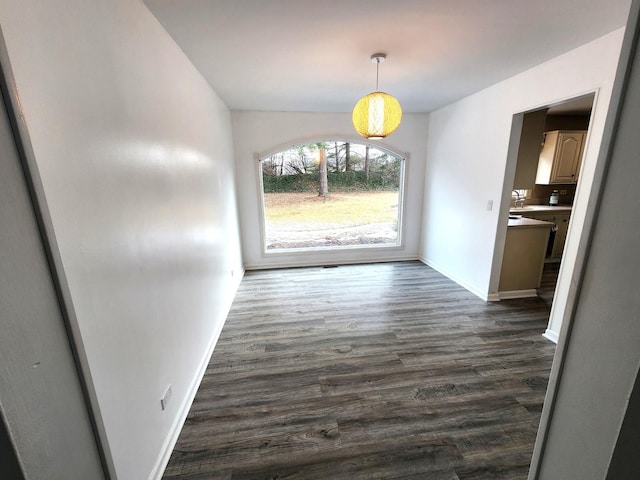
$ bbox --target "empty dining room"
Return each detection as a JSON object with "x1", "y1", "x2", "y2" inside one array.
[{"x1": 2, "y1": 2, "x2": 638, "y2": 479}]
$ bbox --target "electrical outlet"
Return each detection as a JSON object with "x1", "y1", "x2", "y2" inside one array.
[
  {"x1": 161, "y1": 385, "x2": 172, "y2": 411},
  {"x1": 486, "y1": 200, "x2": 493, "y2": 211}
]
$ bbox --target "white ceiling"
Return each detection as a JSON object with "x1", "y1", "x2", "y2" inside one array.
[{"x1": 144, "y1": 0, "x2": 630, "y2": 113}]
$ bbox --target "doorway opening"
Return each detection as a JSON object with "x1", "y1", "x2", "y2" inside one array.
[{"x1": 497, "y1": 92, "x2": 595, "y2": 322}]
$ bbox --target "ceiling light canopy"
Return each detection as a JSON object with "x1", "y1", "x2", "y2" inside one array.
[{"x1": 352, "y1": 53, "x2": 402, "y2": 140}]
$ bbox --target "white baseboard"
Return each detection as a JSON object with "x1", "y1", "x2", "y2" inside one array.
[
  {"x1": 419, "y1": 256, "x2": 490, "y2": 301},
  {"x1": 543, "y1": 329, "x2": 559, "y2": 344},
  {"x1": 245, "y1": 254, "x2": 418, "y2": 271},
  {"x1": 147, "y1": 269, "x2": 244, "y2": 480},
  {"x1": 498, "y1": 289, "x2": 538, "y2": 299}
]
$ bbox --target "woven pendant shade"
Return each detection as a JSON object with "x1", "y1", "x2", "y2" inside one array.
[
  {"x1": 352, "y1": 53, "x2": 402, "y2": 139},
  {"x1": 352, "y1": 91, "x2": 402, "y2": 139}
]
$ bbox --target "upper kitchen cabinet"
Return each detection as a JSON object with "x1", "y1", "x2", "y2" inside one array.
[
  {"x1": 535, "y1": 130, "x2": 586, "y2": 184},
  {"x1": 513, "y1": 109, "x2": 548, "y2": 190}
]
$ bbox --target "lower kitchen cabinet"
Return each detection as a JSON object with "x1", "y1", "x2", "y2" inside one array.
[
  {"x1": 500, "y1": 218, "x2": 553, "y2": 297},
  {"x1": 521, "y1": 211, "x2": 571, "y2": 260}
]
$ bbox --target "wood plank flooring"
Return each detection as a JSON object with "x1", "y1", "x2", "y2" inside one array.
[{"x1": 163, "y1": 261, "x2": 557, "y2": 480}]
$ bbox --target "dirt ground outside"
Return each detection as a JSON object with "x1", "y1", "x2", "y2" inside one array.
[{"x1": 263, "y1": 191, "x2": 400, "y2": 249}]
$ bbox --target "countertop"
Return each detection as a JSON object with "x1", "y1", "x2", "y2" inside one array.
[
  {"x1": 507, "y1": 216, "x2": 555, "y2": 228},
  {"x1": 510, "y1": 205, "x2": 573, "y2": 214}
]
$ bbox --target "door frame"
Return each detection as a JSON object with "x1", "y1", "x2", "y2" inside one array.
[
  {"x1": 0, "y1": 26, "x2": 113, "y2": 479},
  {"x1": 527, "y1": 2, "x2": 640, "y2": 477}
]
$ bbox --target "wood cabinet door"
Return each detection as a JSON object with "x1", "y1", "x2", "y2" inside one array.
[{"x1": 550, "y1": 132, "x2": 585, "y2": 183}]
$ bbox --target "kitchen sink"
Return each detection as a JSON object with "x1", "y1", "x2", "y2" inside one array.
[{"x1": 510, "y1": 206, "x2": 535, "y2": 211}]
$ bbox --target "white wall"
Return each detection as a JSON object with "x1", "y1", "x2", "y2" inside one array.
[
  {"x1": 0, "y1": 1, "x2": 243, "y2": 479},
  {"x1": 420, "y1": 28, "x2": 625, "y2": 315},
  {"x1": 232, "y1": 111, "x2": 429, "y2": 269}
]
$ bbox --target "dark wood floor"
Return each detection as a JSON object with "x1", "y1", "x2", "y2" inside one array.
[
  {"x1": 163, "y1": 261, "x2": 557, "y2": 480},
  {"x1": 538, "y1": 262, "x2": 560, "y2": 304}
]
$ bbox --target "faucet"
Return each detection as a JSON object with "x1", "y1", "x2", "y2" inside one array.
[{"x1": 512, "y1": 190, "x2": 525, "y2": 208}]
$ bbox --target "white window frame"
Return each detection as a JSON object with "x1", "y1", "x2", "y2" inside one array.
[{"x1": 255, "y1": 138, "x2": 408, "y2": 257}]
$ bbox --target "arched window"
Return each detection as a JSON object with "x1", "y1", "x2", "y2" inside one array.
[{"x1": 258, "y1": 140, "x2": 405, "y2": 252}]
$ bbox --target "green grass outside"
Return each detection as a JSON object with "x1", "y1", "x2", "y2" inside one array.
[{"x1": 264, "y1": 191, "x2": 399, "y2": 226}]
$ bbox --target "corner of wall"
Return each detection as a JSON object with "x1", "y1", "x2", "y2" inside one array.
[
  {"x1": 149, "y1": 268, "x2": 244, "y2": 480},
  {"x1": 419, "y1": 257, "x2": 490, "y2": 301}
]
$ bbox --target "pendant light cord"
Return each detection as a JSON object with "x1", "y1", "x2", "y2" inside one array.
[{"x1": 376, "y1": 59, "x2": 380, "y2": 91}]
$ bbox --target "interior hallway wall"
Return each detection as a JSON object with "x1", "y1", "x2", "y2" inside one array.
[
  {"x1": 0, "y1": 1, "x2": 243, "y2": 478},
  {"x1": 419, "y1": 28, "x2": 625, "y2": 329}
]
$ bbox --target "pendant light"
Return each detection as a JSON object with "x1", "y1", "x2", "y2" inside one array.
[{"x1": 352, "y1": 53, "x2": 402, "y2": 139}]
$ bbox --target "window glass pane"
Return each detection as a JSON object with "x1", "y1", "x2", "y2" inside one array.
[{"x1": 260, "y1": 141, "x2": 403, "y2": 251}]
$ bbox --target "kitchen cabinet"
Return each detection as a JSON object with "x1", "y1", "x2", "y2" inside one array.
[
  {"x1": 535, "y1": 130, "x2": 586, "y2": 184},
  {"x1": 551, "y1": 212, "x2": 570, "y2": 259},
  {"x1": 499, "y1": 217, "x2": 553, "y2": 297},
  {"x1": 519, "y1": 210, "x2": 571, "y2": 259},
  {"x1": 513, "y1": 109, "x2": 548, "y2": 189}
]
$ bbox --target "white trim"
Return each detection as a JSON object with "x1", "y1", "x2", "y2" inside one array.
[
  {"x1": 256, "y1": 139, "x2": 408, "y2": 259},
  {"x1": 499, "y1": 289, "x2": 539, "y2": 299},
  {"x1": 254, "y1": 152, "x2": 269, "y2": 255},
  {"x1": 246, "y1": 254, "x2": 418, "y2": 271},
  {"x1": 543, "y1": 329, "x2": 559, "y2": 344},
  {"x1": 257, "y1": 135, "x2": 410, "y2": 162},
  {"x1": 419, "y1": 256, "x2": 490, "y2": 301},
  {"x1": 147, "y1": 270, "x2": 244, "y2": 480}
]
